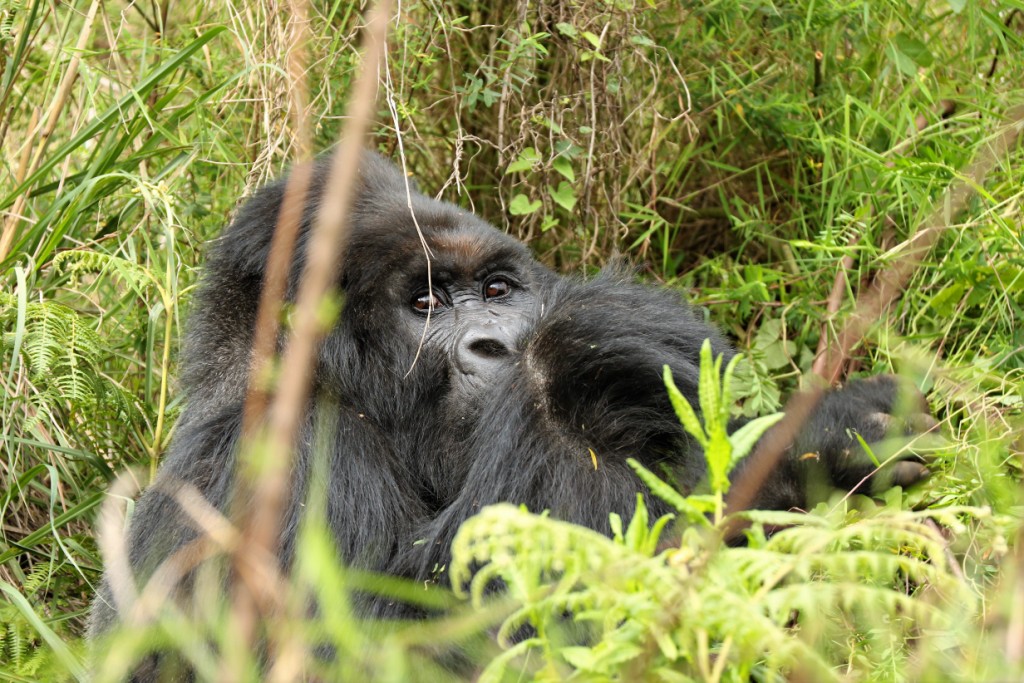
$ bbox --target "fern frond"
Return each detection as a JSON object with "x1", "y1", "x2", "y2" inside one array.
[
  {"x1": 1, "y1": 298, "x2": 142, "y2": 429},
  {"x1": 452, "y1": 501, "x2": 979, "y2": 680},
  {"x1": 54, "y1": 250, "x2": 159, "y2": 298}
]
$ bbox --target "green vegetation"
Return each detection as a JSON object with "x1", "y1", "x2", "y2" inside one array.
[{"x1": 1, "y1": 0, "x2": 1022, "y2": 680}]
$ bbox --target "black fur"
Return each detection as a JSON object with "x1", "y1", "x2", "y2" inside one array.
[{"x1": 90, "y1": 151, "x2": 931, "y2": 652}]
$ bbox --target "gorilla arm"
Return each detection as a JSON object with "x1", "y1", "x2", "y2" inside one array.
[{"x1": 389, "y1": 273, "x2": 730, "y2": 581}]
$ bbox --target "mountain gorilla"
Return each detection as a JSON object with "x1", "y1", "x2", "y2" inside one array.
[{"x1": 90, "y1": 151, "x2": 932, "y2": 639}]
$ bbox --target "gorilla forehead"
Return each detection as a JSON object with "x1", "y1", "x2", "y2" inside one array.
[
  {"x1": 344, "y1": 192, "x2": 536, "y2": 293},
  {"x1": 208, "y1": 150, "x2": 540, "y2": 299}
]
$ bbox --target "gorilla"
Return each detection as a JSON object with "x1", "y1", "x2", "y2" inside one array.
[{"x1": 90, "y1": 151, "x2": 932, "y2": 646}]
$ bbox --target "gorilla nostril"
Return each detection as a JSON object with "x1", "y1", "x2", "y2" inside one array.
[{"x1": 468, "y1": 337, "x2": 511, "y2": 358}]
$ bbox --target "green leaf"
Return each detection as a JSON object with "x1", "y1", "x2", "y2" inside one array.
[
  {"x1": 886, "y1": 41, "x2": 918, "y2": 77},
  {"x1": 554, "y1": 139, "x2": 582, "y2": 158},
  {"x1": 927, "y1": 283, "x2": 964, "y2": 316},
  {"x1": 720, "y1": 353, "x2": 742, "y2": 427},
  {"x1": 508, "y1": 193, "x2": 542, "y2": 215},
  {"x1": 752, "y1": 318, "x2": 791, "y2": 370},
  {"x1": 582, "y1": 31, "x2": 601, "y2": 49},
  {"x1": 608, "y1": 512, "x2": 624, "y2": 542},
  {"x1": 697, "y1": 340, "x2": 720, "y2": 433},
  {"x1": 548, "y1": 181, "x2": 577, "y2": 211},
  {"x1": 893, "y1": 32, "x2": 934, "y2": 67},
  {"x1": 734, "y1": 508, "x2": 830, "y2": 527},
  {"x1": 707, "y1": 431, "x2": 732, "y2": 494},
  {"x1": 555, "y1": 22, "x2": 577, "y2": 38},
  {"x1": 628, "y1": 459, "x2": 710, "y2": 526},
  {"x1": 552, "y1": 156, "x2": 575, "y2": 181},
  {"x1": 624, "y1": 493, "x2": 649, "y2": 550},
  {"x1": 561, "y1": 646, "x2": 597, "y2": 670},
  {"x1": 946, "y1": 0, "x2": 966, "y2": 12},
  {"x1": 540, "y1": 215, "x2": 559, "y2": 232},
  {"x1": 853, "y1": 431, "x2": 881, "y2": 468},
  {"x1": 663, "y1": 366, "x2": 705, "y2": 445},
  {"x1": 505, "y1": 159, "x2": 534, "y2": 174},
  {"x1": 653, "y1": 626, "x2": 678, "y2": 660},
  {"x1": 505, "y1": 146, "x2": 542, "y2": 174},
  {"x1": 646, "y1": 513, "x2": 675, "y2": 556},
  {"x1": 728, "y1": 412, "x2": 784, "y2": 465}
]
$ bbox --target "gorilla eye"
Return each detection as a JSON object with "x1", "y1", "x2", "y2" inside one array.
[
  {"x1": 412, "y1": 290, "x2": 445, "y2": 312},
  {"x1": 484, "y1": 277, "x2": 512, "y2": 300}
]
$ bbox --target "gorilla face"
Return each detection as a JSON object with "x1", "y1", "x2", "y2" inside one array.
[
  {"x1": 403, "y1": 251, "x2": 537, "y2": 403},
  {"x1": 332, "y1": 190, "x2": 551, "y2": 426}
]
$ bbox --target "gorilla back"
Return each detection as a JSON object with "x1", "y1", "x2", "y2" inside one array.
[{"x1": 90, "y1": 150, "x2": 932, "y2": 645}]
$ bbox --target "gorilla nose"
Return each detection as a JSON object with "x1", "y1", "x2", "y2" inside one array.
[
  {"x1": 466, "y1": 335, "x2": 511, "y2": 359},
  {"x1": 456, "y1": 326, "x2": 513, "y2": 376}
]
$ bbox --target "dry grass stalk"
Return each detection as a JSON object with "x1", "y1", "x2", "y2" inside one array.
[
  {"x1": 222, "y1": 0, "x2": 395, "y2": 674},
  {"x1": 0, "y1": 0, "x2": 101, "y2": 262}
]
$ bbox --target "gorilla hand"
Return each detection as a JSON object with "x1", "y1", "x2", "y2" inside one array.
[{"x1": 791, "y1": 375, "x2": 937, "y2": 503}]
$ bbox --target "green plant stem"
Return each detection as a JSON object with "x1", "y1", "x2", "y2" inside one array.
[
  {"x1": 709, "y1": 635, "x2": 734, "y2": 683},
  {"x1": 150, "y1": 279, "x2": 173, "y2": 483}
]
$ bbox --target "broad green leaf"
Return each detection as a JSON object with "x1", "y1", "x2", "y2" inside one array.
[
  {"x1": 508, "y1": 193, "x2": 542, "y2": 215},
  {"x1": 548, "y1": 181, "x2": 577, "y2": 211},
  {"x1": 887, "y1": 41, "x2": 918, "y2": 77},
  {"x1": 555, "y1": 22, "x2": 577, "y2": 38},
  {"x1": 505, "y1": 147, "x2": 542, "y2": 174},
  {"x1": 552, "y1": 156, "x2": 575, "y2": 181},
  {"x1": 928, "y1": 283, "x2": 965, "y2": 316},
  {"x1": 893, "y1": 32, "x2": 934, "y2": 67}
]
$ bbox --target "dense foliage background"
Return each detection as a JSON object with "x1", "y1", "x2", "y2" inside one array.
[{"x1": 0, "y1": 0, "x2": 1022, "y2": 680}]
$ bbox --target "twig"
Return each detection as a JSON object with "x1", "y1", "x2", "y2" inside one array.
[
  {"x1": 229, "y1": 1, "x2": 316, "y2": 669},
  {"x1": 227, "y1": 0, "x2": 393, "y2": 669},
  {"x1": 811, "y1": 234, "x2": 859, "y2": 383}
]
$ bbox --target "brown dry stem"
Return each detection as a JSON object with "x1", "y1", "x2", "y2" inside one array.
[{"x1": 222, "y1": 0, "x2": 395, "y2": 674}]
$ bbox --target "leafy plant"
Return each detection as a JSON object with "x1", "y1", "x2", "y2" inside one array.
[{"x1": 0, "y1": 293, "x2": 139, "y2": 431}]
